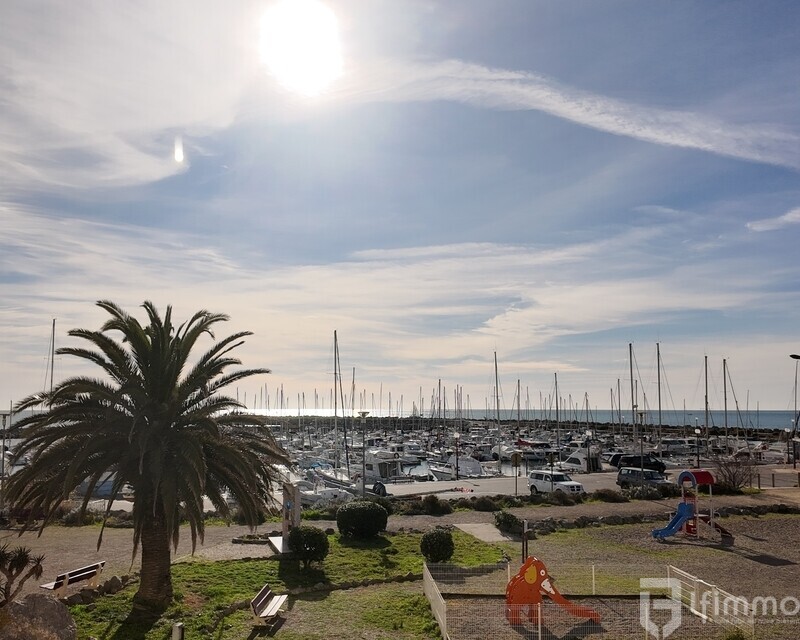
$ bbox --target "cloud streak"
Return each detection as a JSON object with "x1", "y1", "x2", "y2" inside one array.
[
  {"x1": 746, "y1": 207, "x2": 800, "y2": 232},
  {"x1": 341, "y1": 58, "x2": 800, "y2": 171}
]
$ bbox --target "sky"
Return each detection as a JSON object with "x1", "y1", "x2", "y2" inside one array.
[{"x1": 1, "y1": 0, "x2": 800, "y2": 420}]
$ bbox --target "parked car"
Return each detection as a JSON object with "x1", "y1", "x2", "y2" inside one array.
[
  {"x1": 527, "y1": 470, "x2": 585, "y2": 495},
  {"x1": 614, "y1": 453, "x2": 666, "y2": 473},
  {"x1": 616, "y1": 467, "x2": 672, "y2": 489}
]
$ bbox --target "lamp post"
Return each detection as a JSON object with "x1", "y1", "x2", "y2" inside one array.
[
  {"x1": 791, "y1": 355, "x2": 800, "y2": 435},
  {"x1": 694, "y1": 428, "x2": 701, "y2": 468},
  {"x1": 454, "y1": 432, "x2": 460, "y2": 481}
]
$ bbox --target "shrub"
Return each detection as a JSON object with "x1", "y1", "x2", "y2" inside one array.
[
  {"x1": 421, "y1": 494, "x2": 453, "y2": 516},
  {"x1": 495, "y1": 495, "x2": 524, "y2": 509},
  {"x1": 336, "y1": 500, "x2": 388, "y2": 538},
  {"x1": 473, "y1": 496, "x2": 500, "y2": 512},
  {"x1": 368, "y1": 496, "x2": 395, "y2": 516},
  {"x1": 452, "y1": 497, "x2": 473, "y2": 510},
  {"x1": 61, "y1": 509, "x2": 97, "y2": 526},
  {"x1": 591, "y1": 488, "x2": 629, "y2": 503},
  {"x1": 420, "y1": 527, "x2": 454, "y2": 563},
  {"x1": 288, "y1": 525, "x2": 330, "y2": 569},
  {"x1": 494, "y1": 510, "x2": 523, "y2": 535},
  {"x1": 544, "y1": 491, "x2": 578, "y2": 506},
  {"x1": 623, "y1": 485, "x2": 662, "y2": 501},
  {"x1": 0, "y1": 545, "x2": 45, "y2": 607}
]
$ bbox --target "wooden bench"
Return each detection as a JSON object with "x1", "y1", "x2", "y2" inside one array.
[
  {"x1": 251, "y1": 583, "x2": 288, "y2": 626},
  {"x1": 40, "y1": 561, "x2": 105, "y2": 598}
]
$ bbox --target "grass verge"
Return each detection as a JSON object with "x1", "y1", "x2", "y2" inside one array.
[{"x1": 69, "y1": 529, "x2": 498, "y2": 639}]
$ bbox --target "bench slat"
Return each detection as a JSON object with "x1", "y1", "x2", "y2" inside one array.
[
  {"x1": 40, "y1": 561, "x2": 105, "y2": 592},
  {"x1": 251, "y1": 584, "x2": 287, "y2": 623},
  {"x1": 260, "y1": 594, "x2": 288, "y2": 618}
]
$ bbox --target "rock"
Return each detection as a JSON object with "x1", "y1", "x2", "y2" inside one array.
[
  {"x1": 105, "y1": 575, "x2": 123, "y2": 594},
  {"x1": 1, "y1": 593, "x2": 77, "y2": 640}
]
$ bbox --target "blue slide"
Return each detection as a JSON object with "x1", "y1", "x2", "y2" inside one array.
[{"x1": 652, "y1": 502, "x2": 695, "y2": 540}]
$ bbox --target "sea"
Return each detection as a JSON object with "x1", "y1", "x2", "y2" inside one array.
[
  {"x1": 246, "y1": 408, "x2": 798, "y2": 431},
  {"x1": 4, "y1": 408, "x2": 797, "y2": 431}
]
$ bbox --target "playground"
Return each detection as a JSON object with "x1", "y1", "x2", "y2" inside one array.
[
  {"x1": 424, "y1": 471, "x2": 800, "y2": 639},
  {"x1": 652, "y1": 469, "x2": 735, "y2": 545},
  {"x1": 425, "y1": 561, "x2": 728, "y2": 640}
]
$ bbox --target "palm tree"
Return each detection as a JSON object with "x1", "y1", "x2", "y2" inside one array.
[{"x1": 5, "y1": 301, "x2": 290, "y2": 610}]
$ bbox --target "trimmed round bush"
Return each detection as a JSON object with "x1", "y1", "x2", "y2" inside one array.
[
  {"x1": 420, "y1": 527, "x2": 455, "y2": 563},
  {"x1": 336, "y1": 500, "x2": 388, "y2": 538},
  {"x1": 288, "y1": 525, "x2": 330, "y2": 569}
]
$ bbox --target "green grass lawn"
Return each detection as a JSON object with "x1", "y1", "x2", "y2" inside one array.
[{"x1": 69, "y1": 529, "x2": 501, "y2": 640}]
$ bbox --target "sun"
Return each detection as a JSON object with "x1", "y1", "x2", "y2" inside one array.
[{"x1": 259, "y1": 0, "x2": 343, "y2": 96}]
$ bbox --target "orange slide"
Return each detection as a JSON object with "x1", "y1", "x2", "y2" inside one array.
[{"x1": 505, "y1": 556, "x2": 601, "y2": 625}]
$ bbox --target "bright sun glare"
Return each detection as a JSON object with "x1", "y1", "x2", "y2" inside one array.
[{"x1": 260, "y1": 0, "x2": 343, "y2": 96}]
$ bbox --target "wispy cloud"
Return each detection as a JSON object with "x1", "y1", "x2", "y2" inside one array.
[
  {"x1": 1, "y1": 205, "x2": 788, "y2": 405},
  {"x1": 746, "y1": 207, "x2": 800, "y2": 232},
  {"x1": 340, "y1": 59, "x2": 800, "y2": 171}
]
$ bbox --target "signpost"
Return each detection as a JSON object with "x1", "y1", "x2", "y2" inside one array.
[{"x1": 511, "y1": 452, "x2": 522, "y2": 496}]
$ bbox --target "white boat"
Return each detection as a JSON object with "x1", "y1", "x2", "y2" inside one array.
[
  {"x1": 551, "y1": 448, "x2": 602, "y2": 473},
  {"x1": 428, "y1": 455, "x2": 495, "y2": 480},
  {"x1": 298, "y1": 483, "x2": 354, "y2": 507},
  {"x1": 352, "y1": 449, "x2": 406, "y2": 484}
]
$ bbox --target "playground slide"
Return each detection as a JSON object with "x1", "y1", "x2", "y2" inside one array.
[
  {"x1": 652, "y1": 502, "x2": 695, "y2": 540},
  {"x1": 697, "y1": 514, "x2": 735, "y2": 544}
]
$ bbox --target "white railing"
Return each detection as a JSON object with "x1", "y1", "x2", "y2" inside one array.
[
  {"x1": 423, "y1": 563, "x2": 448, "y2": 640},
  {"x1": 668, "y1": 565, "x2": 755, "y2": 636}
]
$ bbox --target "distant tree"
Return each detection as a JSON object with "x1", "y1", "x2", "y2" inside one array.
[
  {"x1": 5, "y1": 301, "x2": 289, "y2": 611},
  {"x1": 0, "y1": 545, "x2": 45, "y2": 607},
  {"x1": 712, "y1": 455, "x2": 755, "y2": 492}
]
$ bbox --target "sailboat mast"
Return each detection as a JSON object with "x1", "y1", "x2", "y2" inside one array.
[
  {"x1": 49, "y1": 318, "x2": 56, "y2": 396},
  {"x1": 657, "y1": 342, "x2": 662, "y2": 448},
  {"x1": 723, "y1": 358, "x2": 729, "y2": 453},
  {"x1": 554, "y1": 372, "x2": 560, "y2": 448},
  {"x1": 494, "y1": 351, "x2": 501, "y2": 428},
  {"x1": 333, "y1": 330, "x2": 339, "y2": 465},
  {"x1": 629, "y1": 343, "x2": 636, "y2": 440}
]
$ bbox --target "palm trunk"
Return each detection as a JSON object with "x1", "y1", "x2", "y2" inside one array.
[{"x1": 133, "y1": 507, "x2": 173, "y2": 611}]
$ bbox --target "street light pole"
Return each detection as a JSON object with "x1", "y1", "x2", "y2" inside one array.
[
  {"x1": 790, "y1": 355, "x2": 799, "y2": 469},
  {"x1": 791, "y1": 355, "x2": 800, "y2": 434},
  {"x1": 694, "y1": 428, "x2": 701, "y2": 468}
]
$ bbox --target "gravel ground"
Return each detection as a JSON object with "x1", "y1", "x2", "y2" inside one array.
[{"x1": 6, "y1": 487, "x2": 800, "y2": 603}]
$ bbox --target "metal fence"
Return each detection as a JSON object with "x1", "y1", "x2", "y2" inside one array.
[
  {"x1": 668, "y1": 565, "x2": 755, "y2": 637},
  {"x1": 422, "y1": 562, "x2": 736, "y2": 640},
  {"x1": 750, "y1": 470, "x2": 800, "y2": 489}
]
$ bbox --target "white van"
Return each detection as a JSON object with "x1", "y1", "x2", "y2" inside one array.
[{"x1": 527, "y1": 470, "x2": 585, "y2": 495}]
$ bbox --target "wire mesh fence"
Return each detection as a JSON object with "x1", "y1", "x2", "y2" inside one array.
[{"x1": 422, "y1": 561, "x2": 799, "y2": 639}]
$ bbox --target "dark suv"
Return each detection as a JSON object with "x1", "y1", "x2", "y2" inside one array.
[{"x1": 614, "y1": 453, "x2": 666, "y2": 474}]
